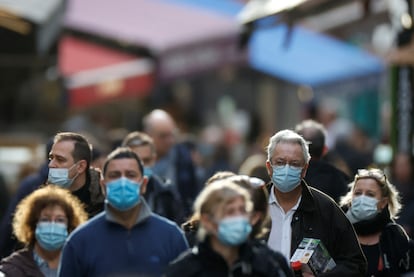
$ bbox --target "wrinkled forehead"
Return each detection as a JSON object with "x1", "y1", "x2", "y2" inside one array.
[
  {"x1": 272, "y1": 141, "x2": 304, "y2": 158},
  {"x1": 104, "y1": 158, "x2": 141, "y2": 174}
]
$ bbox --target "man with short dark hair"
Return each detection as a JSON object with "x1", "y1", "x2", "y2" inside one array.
[
  {"x1": 47, "y1": 132, "x2": 104, "y2": 217},
  {"x1": 122, "y1": 131, "x2": 184, "y2": 223},
  {"x1": 58, "y1": 147, "x2": 188, "y2": 277}
]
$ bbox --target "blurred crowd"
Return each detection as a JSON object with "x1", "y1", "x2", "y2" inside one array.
[{"x1": 0, "y1": 106, "x2": 413, "y2": 277}]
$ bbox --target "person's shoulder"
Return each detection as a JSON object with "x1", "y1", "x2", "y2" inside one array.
[
  {"x1": 165, "y1": 248, "x2": 199, "y2": 276},
  {"x1": 148, "y1": 214, "x2": 183, "y2": 232},
  {"x1": 150, "y1": 175, "x2": 175, "y2": 192},
  {"x1": 307, "y1": 185, "x2": 337, "y2": 204},
  {"x1": 250, "y1": 240, "x2": 285, "y2": 260},
  {"x1": 67, "y1": 212, "x2": 106, "y2": 240},
  {"x1": 308, "y1": 160, "x2": 350, "y2": 181},
  {"x1": 306, "y1": 186, "x2": 345, "y2": 215},
  {"x1": 0, "y1": 248, "x2": 36, "y2": 275},
  {"x1": 1, "y1": 248, "x2": 31, "y2": 264}
]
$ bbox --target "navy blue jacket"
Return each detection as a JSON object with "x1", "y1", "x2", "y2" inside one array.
[{"x1": 58, "y1": 203, "x2": 188, "y2": 277}]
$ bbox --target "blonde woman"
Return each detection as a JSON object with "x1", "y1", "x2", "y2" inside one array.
[
  {"x1": 340, "y1": 168, "x2": 414, "y2": 276},
  {"x1": 0, "y1": 185, "x2": 87, "y2": 277},
  {"x1": 165, "y1": 179, "x2": 292, "y2": 277}
]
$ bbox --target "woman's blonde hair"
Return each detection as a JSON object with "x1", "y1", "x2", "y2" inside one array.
[
  {"x1": 12, "y1": 184, "x2": 88, "y2": 246},
  {"x1": 194, "y1": 179, "x2": 253, "y2": 241},
  {"x1": 340, "y1": 168, "x2": 402, "y2": 219}
]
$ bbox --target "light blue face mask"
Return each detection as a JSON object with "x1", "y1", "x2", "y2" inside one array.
[
  {"x1": 106, "y1": 177, "x2": 141, "y2": 211},
  {"x1": 48, "y1": 163, "x2": 79, "y2": 188},
  {"x1": 217, "y1": 216, "x2": 252, "y2": 246},
  {"x1": 143, "y1": 166, "x2": 153, "y2": 179},
  {"x1": 271, "y1": 164, "x2": 303, "y2": 193},
  {"x1": 35, "y1": 222, "x2": 68, "y2": 251},
  {"x1": 347, "y1": 195, "x2": 379, "y2": 223}
]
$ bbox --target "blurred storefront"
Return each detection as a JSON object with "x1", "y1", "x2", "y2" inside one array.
[
  {"x1": 1, "y1": 0, "x2": 405, "y2": 173},
  {"x1": 58, "y1": 35, "x2": 155, "y2": 109}
]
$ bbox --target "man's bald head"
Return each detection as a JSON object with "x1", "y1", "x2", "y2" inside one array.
[
  {"x1": 295, "y1": 119, "x2": 327, "y2": 159},
  {"x1": 143, "y1": 109, "x2": 177, "y2": 158}
]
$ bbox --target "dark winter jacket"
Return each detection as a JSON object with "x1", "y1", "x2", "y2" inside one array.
[
  {"x1": 82, "y1": 167, "x2": 105, "y2": 217},
  {"x1": 0, "y1": 248, "x2": 44, "y2": 277},
  {"x1": 165, "y1": 238, "x2": 293, "y2": 277},
  {"x1": 304, "y1": 159, "x2": 350, "y2": 203},
  {"x1": 347, "y1": 206, "x2": 414, "y2": 276},
  {"x1": 267, "y1": 181, "x2": 367, "y2": 276},
  {"x1": 145, "y1": 174, "x2": 185, "y2": 224}
]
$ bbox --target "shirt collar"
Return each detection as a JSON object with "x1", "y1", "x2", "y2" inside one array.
[
  {"x1": 268, "y1": 184, "x2": 301, "y2": 211},
  {"x1": 105, "y1": 198, "x2": 152, "y2": 226},
  {"x1": 33, "y1": 250, "x2": 47, "y2": 268}
]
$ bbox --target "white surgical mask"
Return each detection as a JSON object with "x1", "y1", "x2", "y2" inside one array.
[
  {"x1": 346, "y1": 195, "x2": 379, "y2": 223},
  {"x1": 48, "y1": 163, "x2": 78, "y2": 188}
]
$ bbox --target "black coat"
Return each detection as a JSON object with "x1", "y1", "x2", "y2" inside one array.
[
  {"x1": 267, "y1": 181, "x2": 367, "y2": 276},
  {"x1": 145, "y1": 174, "x2": 185, "y2": 224},
  {"x1": 304, "y1": 159, "x2": 350, "y2": 203},
  {"x1": 165, "y1": 239, "x2": 293, "y2": 277}
]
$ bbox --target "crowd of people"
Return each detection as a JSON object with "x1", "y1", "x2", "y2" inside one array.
[{"x1": 0, "y1": 108, "x2": 413, "y2": 276}]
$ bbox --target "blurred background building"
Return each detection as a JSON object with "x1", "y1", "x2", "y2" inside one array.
[{"x1": 0, "y1": 0, "x2": 413, "y2": 199}]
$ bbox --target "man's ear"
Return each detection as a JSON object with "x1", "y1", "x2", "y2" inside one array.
[
  {"x1": 139, "y1": 175, "x2": 148, "y2": 195},
  {"x1": 301, "y1": 163, "x2": 309, "y2": 179},
  {"x1": 322, "y1": 145, "x2": 329, "y2": 156},
  {"x1": 265, "y1": 160, "x2": 273, "y2": 176},
  {"x1": 140, "y1": 176, "x2": 148, "y2": 195},
  {"x1": 77, "y1": 160, "x2": 88, "y2": 173}
]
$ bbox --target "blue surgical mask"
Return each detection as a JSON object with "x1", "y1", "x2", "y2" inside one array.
[
  {"x1": 106, "y1": 177, "x2": 141, "y2": 211},
  {"x1": 217, "y1": 216, "x2": 252, "y2": 246},
  {"x1": 346, "y1": 195, "x2": 379, "y2": 223},
  {"x1": 35, "y1": 222, "x2": 68, "y2": 251},
  {"x1": 271, "y1": 164, "x2": 302, "y2": 193},
  {"x1": 48, "y1": 163, "x2": 78, "y2": 188},
  {"x1": 143, "y1": 166, "x2": 153, "y2": 179}
]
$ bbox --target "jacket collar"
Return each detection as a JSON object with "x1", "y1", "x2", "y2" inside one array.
[
  {"x1": 297, "y1": 180, "x2": 318, "y2": 213},
  {"x1": 105, "y1": 198, "x2": 152, "y2": 227}
]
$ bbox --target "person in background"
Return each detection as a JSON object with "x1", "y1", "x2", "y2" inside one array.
[
  {"x1": 182, "y1": 172, "x2": 269, "y2": 248},
  {"x1": 165, "y1": 179, "x2": 293, "y2": 277},
  {"x1": 0, "y1": 185, "x2": 87, "y2": 277},
  {"x1": 340, "y1": 168, "x2": 414, "y2": 276},
  {"x1": 58, "y1": 147, "x2": 188, "y2": 277},
  {"x1": 47, "y1": 132, "x2": 104, "y2": 217},
  {"x1": 265, "y1": 129, "x2": 366, "y2": 276},
  {"x1": 0, "y1": 174, "x2": 9, "y2": 224},
  {"x1": 238, "y1": 153, "x2": 270, "y2": 184},
  {"x1": 122, "y1": 131, "x2": 184, "y2": 223},
  {"x1": 389, "y1": 152, "x2": 414, "y2": 237},
  {"x1": 143, "y1": 109, "x2": 198, "y2": 219},
  {"x1": 0, "y1": 138, "x2": 53, "y2": 259},
  {"x1": 295, "y1": 119, "x2": 350, "y2": 203},
  {"x1": 389, "y1": 152, "x2": 414, "y2": 206},
  {"x1": 181, "y1": 171, "x2": 237, "y2": 247}
]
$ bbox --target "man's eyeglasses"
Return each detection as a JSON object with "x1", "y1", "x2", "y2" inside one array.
[
  {"x1": 270, "y1": 160, "x2": 304, "y2": 168},
  {"x1": 356, "y1": 168, "x2": 387, "y2": 185}
]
